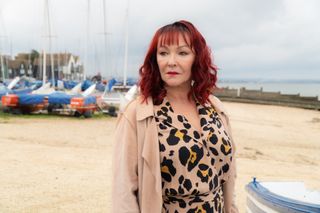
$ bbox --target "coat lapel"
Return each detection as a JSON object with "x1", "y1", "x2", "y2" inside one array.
[{"x1": 136, "y1": 96, "x2": 162, "y2": 194}]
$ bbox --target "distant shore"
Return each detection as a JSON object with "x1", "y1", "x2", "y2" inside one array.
[
  {"x1": 215, "y1": 86, "x2": 320, "y2": 110},
  {"x1": 218, "y1": 80, "x2": 320, "y2": 98}
]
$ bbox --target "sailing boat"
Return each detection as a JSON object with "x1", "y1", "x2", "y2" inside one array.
[
  {"x1": 112, "y1": 0, "x2": 133, "y2": 92},
  {"x1": 0, "y1": 0, "x2": 55, "y2": 114},
  {"x1": 43, "y1": 0, "x2": 55, "y2": 87},
  {"x1": 101, "y1": 0, "x2": 137, "y2": 108}
]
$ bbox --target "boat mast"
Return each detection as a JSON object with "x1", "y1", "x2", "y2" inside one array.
[
  {"x1": 0, "y1": 9, "x2": 7, "y2": 81},
  {"x1": 57, "y1": 51, "x2": 60, "y2": 80},
  {"x1": 42, "y1": 50, "x2": 46, "y2": 85},
  {"x1": 123, "y1": 0, "x2": 129, "y2": 87},
  {"x1": 84, "y1": 0, "x2": 90, "y2": 81},
  {"x1": 0, "y1": 53, "x2": 4, "y2": 81},
  {"x1": 44, "y1": 0, "x2": 55, "y2": 86},
  {"x1": 103, "y1": 0, "x2": 108, "y2": 76}
]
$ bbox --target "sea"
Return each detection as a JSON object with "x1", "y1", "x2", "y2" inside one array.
[{"x1": 217, "y1": 79, "x2": 320, "y2": 100}]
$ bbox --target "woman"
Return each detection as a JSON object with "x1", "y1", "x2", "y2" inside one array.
[{"x1": 113, "y1": 20, "x2": 238, "y2": 213}]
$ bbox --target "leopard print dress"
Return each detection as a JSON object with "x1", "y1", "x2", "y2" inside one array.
[{"x1": 154, "y1": 98, "x2": 234, "y2": 213}]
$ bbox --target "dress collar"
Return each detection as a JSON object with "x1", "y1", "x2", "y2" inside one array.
[{"x1": 136, "y1": 95, "x2": 229, "y2": 121}]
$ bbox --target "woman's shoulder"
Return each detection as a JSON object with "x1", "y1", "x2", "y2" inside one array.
[
  {"x1": 208, "y1": 94, "x2": 222, "y2": 105},
  {"x1": 120, "y1": 98, "x2": 138, "y2": 120},
  {"x1": 208, "y1": 95, "x2": 229, "y2": 115},
  {"x1": 120, "y1": 95, "x2": 154, "y2": 121},
  {"x1": 209, "y1": 95, "x2": 229, "y2": 117}
]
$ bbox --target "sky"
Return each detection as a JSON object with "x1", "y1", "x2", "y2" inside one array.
[{"x1": 0, "y1": 0, "x2": 320, "y2": 80}]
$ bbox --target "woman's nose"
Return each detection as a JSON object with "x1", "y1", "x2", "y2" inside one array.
[{"x1": 168, "y1": 54, "x2": 177, "y2": 67}]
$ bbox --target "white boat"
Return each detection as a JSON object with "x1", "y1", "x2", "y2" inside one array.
[
  {"x1": 31, "y1": 82, "x2": 55, "y2": 94},
  {"x1": 246, "y1": 178, "x2": 320, "y2": 213},
  {"x1": 7, "y1": 77, "x2": 20, "y2": 90},
  {"x1": 102, "y1": 84, "x2": 137, "y2": 105}
]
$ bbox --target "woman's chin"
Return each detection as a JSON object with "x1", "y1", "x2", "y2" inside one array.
[{"x1": 164, "y1": 81, "x2": 191, "y2": 89}]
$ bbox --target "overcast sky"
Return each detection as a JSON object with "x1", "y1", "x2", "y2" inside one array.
[{"x1": 0, "y1": 0, "x2": 320, "y2": 80}]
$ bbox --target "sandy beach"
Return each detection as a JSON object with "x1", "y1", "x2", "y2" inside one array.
[{"x1": 0, "y1": 102, "x2": 319, "y2": 212}]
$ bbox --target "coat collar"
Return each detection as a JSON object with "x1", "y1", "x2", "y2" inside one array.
[
  {"x1": 136, "y1": 95, "x2": 228, "y2": 121},
  {"x1": 208, "y1": 95, "x2": 230, "y2": 117},
  {"x1": 136, "y1": 96, "x2": 154, "y2": 121}
]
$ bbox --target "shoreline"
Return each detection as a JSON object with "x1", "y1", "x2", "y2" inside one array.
[
  {"x1": 215, "y1": 86, "x2": 320, "y2": 110},
  {"x1": 218, "y1": 96, "x2": 320, "y2": 111}
]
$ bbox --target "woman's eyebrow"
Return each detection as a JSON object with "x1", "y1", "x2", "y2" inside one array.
[
  {"x1": 177, "y1": 45, "x2": 191, "y2": 49},
  {"x1": 158, "y1": 44, "x2": 190, "y2": 49},
  {"x1": 157, "y1": 45, "x2": 169, "y2": 49}
]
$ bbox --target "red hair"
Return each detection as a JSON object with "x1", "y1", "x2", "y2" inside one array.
[{"x1": 139, "y1": 20, "x2": 218, "y2": 105}]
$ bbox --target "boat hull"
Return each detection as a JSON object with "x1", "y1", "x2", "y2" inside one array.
[{"x1": 246, "y1": 179, "x2": 320, "y2": 213}]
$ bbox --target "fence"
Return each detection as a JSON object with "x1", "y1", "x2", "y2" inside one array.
[{"x1": 214, "y1": 87, "x2": 320, "y2": 110}]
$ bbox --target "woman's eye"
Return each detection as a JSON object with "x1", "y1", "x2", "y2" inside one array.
[
  {"x1": 159, "y1": 52, "x2": 168, "y2": 56},
  {"x1": 179, "y1": 51, "x2": 188, "y2": 56}
]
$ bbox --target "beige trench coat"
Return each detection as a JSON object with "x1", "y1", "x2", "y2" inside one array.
[{"x1": 112, "y1": 95, "x2": 238, "y2": 213}]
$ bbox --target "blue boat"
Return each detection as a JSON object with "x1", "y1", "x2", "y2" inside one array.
[
  {"x1": 246, "y1": 178, "x2": 320, "y2": 213},
  {"x1": 0, "y1": 77, "x2": 33, "y2": 99}
]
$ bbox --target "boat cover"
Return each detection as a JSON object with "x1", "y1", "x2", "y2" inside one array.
[
  {"x1": 246, "y1": 178, "x2": 320, "y2": 213},
  {"x1": 47, "y1": 92, "x2": 96, "y2": 105},
  {"x1": 4, "y1": 92, "x2": 96, "y2": 106},
  {"x1": 81, "y1": 80, "x2": 94, "y2": 91},
  {"x1": 13, "y1": 88, "x2": 33, "y2": 95},
  {"x1": 96, "y1": 83, "x2": 105, "y2": 92},
  {"x1": 63, "y1": 81, "x2": 79, "y2": 90},
  {"x1": 0, "y1": 88, "x2": 32, "y2": 99},
  {"x1": 0, "y1": 89, "x2": 10, "y2": 99},
  {"x1": 48, "y1": 92, "x2": 76, "y2": 105},
  {"x1": 18, "y1": 94, "x2": 47, "y2": 105},
  {"x1": 82, "y1": 95, "x2": 96, "y2": 105}
]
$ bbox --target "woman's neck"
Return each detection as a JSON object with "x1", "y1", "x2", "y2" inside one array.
[{"x1": 165, "y1": 85, "x2": 192, "y2": 103}]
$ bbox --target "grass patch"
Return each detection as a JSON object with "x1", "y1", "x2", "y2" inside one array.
[
  {"x1": 0, "y1": 110, "x2": 61, "y2": 120},
  {"x1": 0, "y1": 109, "x2": 113, "y2": 120},
  {"x1": 0, "y1": 111, "x2": 13, "y2": 120}
]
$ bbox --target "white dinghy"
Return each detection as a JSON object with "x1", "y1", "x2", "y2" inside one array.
[{"x1": 246, "y1": 178, "x2": 320, "y2": 213}]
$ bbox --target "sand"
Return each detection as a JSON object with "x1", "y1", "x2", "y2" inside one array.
[{"x1": 0, "y1": 102, "x2": 319, "y2": 212}]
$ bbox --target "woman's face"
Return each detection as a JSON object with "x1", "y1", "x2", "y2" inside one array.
[{"x1": 156, "y1": 33, "x2": 195, "y2": 90}]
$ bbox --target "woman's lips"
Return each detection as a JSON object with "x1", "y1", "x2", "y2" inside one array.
[{"x1": 167, "y1": 71, "x2": 179, "y2": 75}]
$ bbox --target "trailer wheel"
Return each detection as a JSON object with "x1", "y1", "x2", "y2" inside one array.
[
  {"x1": 83, "y1": 110, "x2": 93, "y2": 118},
  {"x1": 74, "y1": 111, "x2": 82, "y2": 117},
  {"x1": 12, "y1": 108, "x2": 22, "y2": 115},
  {"x1": 2, "y1": 107, "x2": 10, "y2": 113},
  {"x1": 108, "y1": 106, "x2": 117, "y2": 117},
  {"x1": 47, "y1": 105, "x2": 54, "y2": 113}
]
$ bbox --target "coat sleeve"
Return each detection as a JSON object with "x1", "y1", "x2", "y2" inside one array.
[
  {"x1": 112, "y1": 111, "x2": 140, "y2": 213},
  {"x1": 221, "y1": 112, "x2": 239, "y2": 213},
  {"x1": 222, "y1": 158, "x2": 239, "y2": 213}
]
